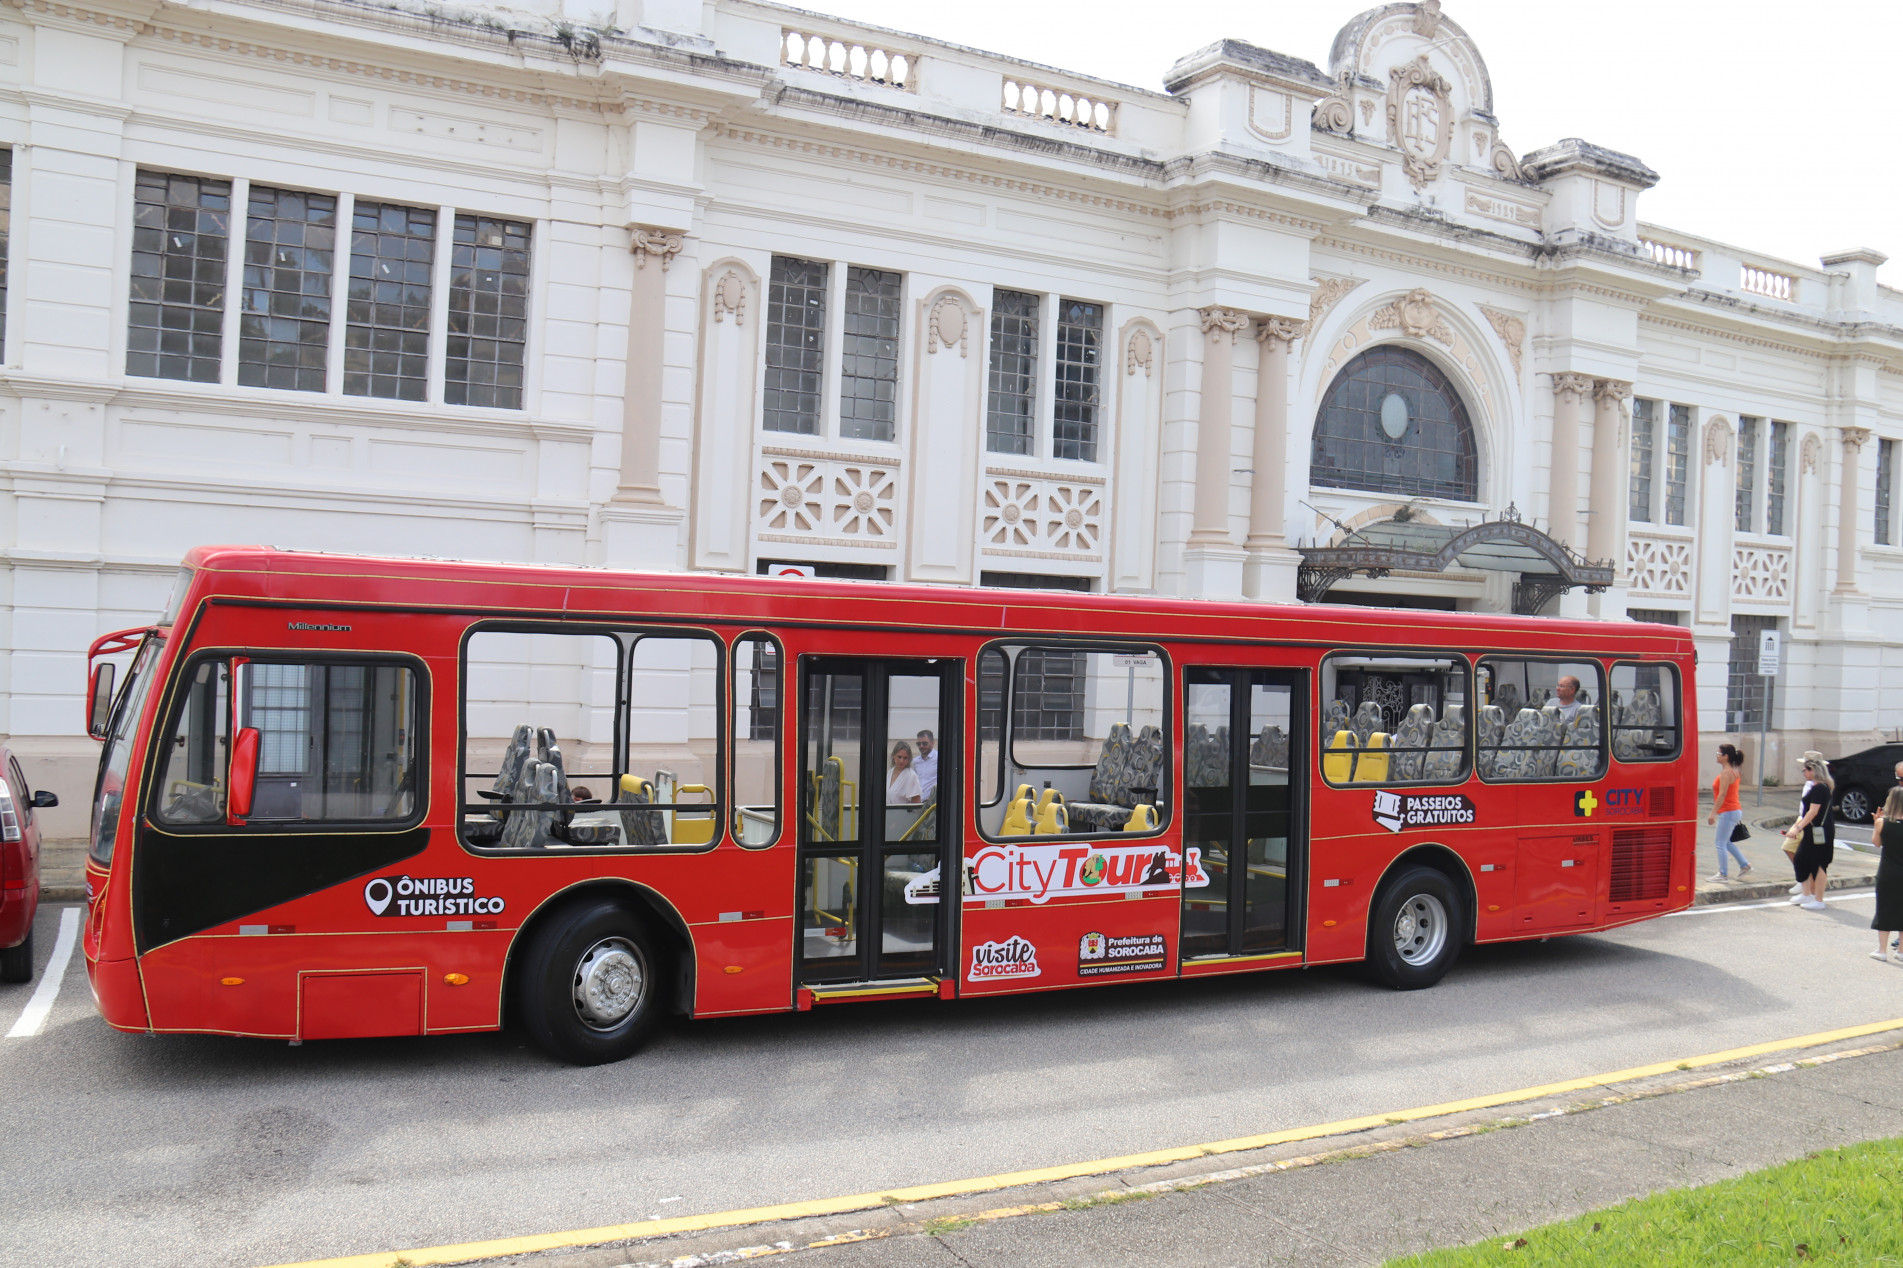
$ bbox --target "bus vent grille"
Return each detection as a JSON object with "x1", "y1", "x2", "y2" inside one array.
[
  {"x1": 1648, "y1": 786, "x2": 1676, "y2": 818},
  {"x1": 1609, "y1": 827, "x2": 1673, "y2": 902}
]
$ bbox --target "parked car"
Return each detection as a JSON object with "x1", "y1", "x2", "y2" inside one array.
[
  {"x1": 1, "y1": 747, "x2": 58, "y2": 983},
  {"x1": 1826, "y1": 742, "x2": 1903, "y2": 824}
]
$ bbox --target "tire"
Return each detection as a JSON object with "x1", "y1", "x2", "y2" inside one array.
[
  {"x1": 1365, "y1": 865, "x2": 1464, "y2": 991},
  {"x1": 516, "y1": 898, "x2": 667, "y2": 1065},
  {"x1": 0, "y1": 927, "x2": 32, "y2": 984},
  {"x1": 1837, "y1": 785, "x2": 1873, "y2": 825}
]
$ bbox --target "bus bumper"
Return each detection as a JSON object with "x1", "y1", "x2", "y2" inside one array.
[{"x1": 86, "y1": 954, "x2": 148, "y2": 1031}]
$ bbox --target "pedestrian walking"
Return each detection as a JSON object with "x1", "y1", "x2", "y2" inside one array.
[
  {"x1": 1873, "y1": 786, "x2": 1903, "y2": 964},
  {"x1": 1706, "y1": 744, "x2": 1752, "y2": 881},
  {"x1": 1783, "y1": 752, "x2": 1835, "y2": 911}
]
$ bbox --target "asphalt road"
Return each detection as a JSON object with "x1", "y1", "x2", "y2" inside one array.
[{"x1": 2, "y1": 893, "x2": 1900, "y2": 1268}]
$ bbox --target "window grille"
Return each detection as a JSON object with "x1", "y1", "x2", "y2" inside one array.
[
  {"x1": 1052, "y1": 299, "x2": 1103, "y2": 462},
  {"x1": 252, "y1": 663, "x2": 313, "y2": 775},
  {"x1": 446, "y1": 214, "x2": 530, "y2": 409},
  {"x1": 1629, "y1": 397, "x2": 1655, "y2": 522},
  {"x1": 238, "y1": 186, "x2": 336, "y2": 393},
  {"x1": 1665, "y1": 404, "x2": 1691, "y2": 526},
  {"x1": 345, "y1": 201, "x2": 436, "y2": 401},
  {"x1": 1766, "y1": 421, "x2": 1790, "y2": 536},
  {"x1": 764, "y1": 255, "x2": 827, "y2": 434},
  {"x1": 1726, "y1": 615, "x2": 1777, "y2": 730},
  {"x1": 1011, "y1": 649, "x2": 1085, "y2": 741},
  {"x1": 1735, "y1": 416, "x2": 1760, "y2": 533},
  {"x1": 1312, "y1": 346, "x2": 1479, "y2": 501},
  {"x1": 986, "y1": 289, "x2": 1039, "y2": 455},
  {"x1": 1879, "y1": 438, "x2": 1896, "y2": 547},
  {"x1": 128, "y1": 170, "x2": 231, "y2": 383},
  {"x1": 839, "y1": 266, "x2": 900, "y2": 442}
]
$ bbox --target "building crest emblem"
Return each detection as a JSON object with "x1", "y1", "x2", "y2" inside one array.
[{"x1": 1385, "y1": 56, "x2": 1453, "y2": 190}]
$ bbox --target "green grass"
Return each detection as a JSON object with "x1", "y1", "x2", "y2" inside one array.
[{"x1": 1386, "y1": 1136, "x2": 1903, "y2": 1266}]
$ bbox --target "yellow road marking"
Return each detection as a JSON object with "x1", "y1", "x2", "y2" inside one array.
[{"x1": 260, "y1": 1015, "x2": 1903, "y2": 1268}]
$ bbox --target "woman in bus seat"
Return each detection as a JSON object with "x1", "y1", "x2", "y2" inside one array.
[
  {"x1": 886, "y1": 740, "x2": 922, "y2": 805},
  {"x1": 1706, "y1": 743, "x2": 1751, "y2": 881},
  {"x1": 1784, "y1": 752, "x2": 1835, "y2": 911}
]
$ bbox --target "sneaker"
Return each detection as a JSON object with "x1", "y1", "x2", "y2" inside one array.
[
  {"x1": 1790, "y1": 894, "x2": 1807, "y2": 904},
  {"x1": 1739, "y1": 864, "x2": 1754, "y2": 877},
  {"x1": 1708, "y1": 873, "x2": 1729, "y2": 882},
  {"x1": 1873, "y1": 951, "x2": 1890, "y2": 961},
  {"x1": 1801, "y1": 898, "x2": 1828, "y2": 911},
  {"x1": 1790, "y1": 883, "x2": 1805, "y2": 895},
  {"x1": 1891, "y1": 953, "x2": 1903, "y2": 965}
]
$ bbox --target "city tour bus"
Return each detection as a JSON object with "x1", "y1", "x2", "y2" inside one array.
[{"x1": 81, "y1": 547, "x2": 1697, "y2": 1065}]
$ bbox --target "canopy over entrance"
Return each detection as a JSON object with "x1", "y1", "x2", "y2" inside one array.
[{"x1": 1296, "y1": 504, "x2": 1613, "y2": 615}]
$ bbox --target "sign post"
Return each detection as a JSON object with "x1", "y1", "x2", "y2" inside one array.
[{"x1": 1756, "y1": 629, "x2": 1781, "y2": 806}]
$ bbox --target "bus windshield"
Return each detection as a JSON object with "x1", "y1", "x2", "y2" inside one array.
[{"x1": 90, "y1": 635, "x2": 162, "y2": 867}]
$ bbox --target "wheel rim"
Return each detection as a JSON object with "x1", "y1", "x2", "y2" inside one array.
[
  {"x1": 571, "y1": 937, "x2": 646, "y2": 1031},
  {"x1": 1842, "y1": 789, "x2": 1869, "y2": 821},
  {"x1": 1393, "y1": 893, "x2": 1448, "y2": 967}
]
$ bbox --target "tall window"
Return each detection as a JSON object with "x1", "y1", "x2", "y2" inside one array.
[
  {"x1": 345, "y1": 202, "x2": 436, "y2": 401},
  {"x1": 1664, "y1": 403, "x2": 1691, "y2": 526},
  {"x1": 1734, "y1": 416, "x2": 1759, "y2": 532},
  {"x1": 128, "y1": 170, "x2": 231, "y2": 383},
  {"x1": 1628, "y1": 397, "x2": 1655, "y2": 522},
  {"x1": 839, "y1": 266, "x2": 900, "y2": 442},
  {"x1": 238, "y1": 186, "x2": 336, "y2": 393},
  {"x1": 986, "y1": 289, "x2": 1039, "y2": 455},
  {"x1": 1878, "y1": 438, "x2": 1896, "y2": 547},
  {"x1": 446, "y1": 214, "x2": 530, "y2": 409},
  {"x1": 764, "y1": 255, "x2": 827, "y2": 434},
  {"x1": 0, "y1": 149, "x2": 12, "y2": 354},
  {"x1": 1312, "y1": 346, "x2": 1478, "y2": 501},
  {"x1": 1726, "y1": 615, "x2": 1777, "y2": 731},
  {"x1": 1766, "y1": 420, "x2": 1790, "y2": 536},
  {"x1": 1052, "y1": 299, "x2": 1103, "y2": 462}
]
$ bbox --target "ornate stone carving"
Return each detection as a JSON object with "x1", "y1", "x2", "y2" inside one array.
[
  {"x1": 629, "y1": 226, "x2": 685, "y2": 270},
  {"x1": 1490, "y1": 136, "x2": 1525, "y2": 182},
  {"x1": 1385, "y1": 56, "x2": 1453, "y2": 190},
  {"x1": 1199, "y1": 305, "x2": 1251, "y2": 342},
  {"x1": 712, "y1": 270, "x2": 747, "y2": 324},
  {"x1": 1704, "y1": 417, "x2": 1732, "y2": 467},
  {"x1": 1255, "y1": 316, "x2": 1306, "y2": 349},
  {"x1": 1412, "y1": 0, "x2": 1443, "y2": 37},
  {"x1": 1311, "y1": 72, "x2": 1354, "y2": 135},
  {"x1": 927, "y1": 294, "x2": 969, "y2": 356},
  {"x1": 757, "y1": 453, "x2": 898, "y2": 541},
  {"x1": 1126, "y1": 327, "x2": 1155, "y2": 377},
  {"x1": 1842, "y1": 426, "x2": 1873, "y2": 452},
  {"x1": 1594, "y1": 379, "x2": 1633, "y2": 406},
  {"x1": 982, "y1": 472, "x2": 1104, "y2": 557},
  {"x1": 1627, "y1": 534, "x2": 1692, "y2": 597},
  {"x1": 1732, "y1": 543, "x2": 1792, "y2": 603},
  {"x1": 1551, "y1": 372, "x2": 1595, "y2": 401},
  {"x1": 1478, "y1": 306, "x2": 1525, "y2": 378},
  {"x1": 1359, "y1": 98, "x2": 1376, "y2": 127},
  {"x1": 1308, "y1": 276, "x2": 1365, "y2": 328},
  {"x1": 1369, "y1": 288, "x2": 1453, "y2": 345},
  {"x1": 1801, "y1": 432, "x2": 1821, "y2": 474}
]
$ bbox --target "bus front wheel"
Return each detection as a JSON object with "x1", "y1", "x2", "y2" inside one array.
[
  {"x1": 1365, "y1": 866, "x2": 1463, "y2": 990},
  {"x1": 518, "y1": 898, "x2": 666, "y2": 1065}
]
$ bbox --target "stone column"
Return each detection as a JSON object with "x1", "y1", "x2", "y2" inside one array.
[
  {"x1": 1547, "y1": 373, "x2": 1594, "y2": 552},
  {"x1": 613, "y1": 226, "x2": 685, "y2": 505},
  {"x1": 1183, "y1": 306, "x2": 1251, "y2": 598},
  {"x1": 1587, "y1": 378, "x2": 1632, "y2": 571},
  {"x1": 1244, "y1": 316, "x2": 1304, "y2": 601},
  {"x1": 1835, "y1": 426, "x2": 1870, "y2": 593}
]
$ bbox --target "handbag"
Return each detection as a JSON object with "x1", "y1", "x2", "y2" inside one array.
[{"x1": 1729, "y1": 821, "x2": 1751, "y2": 843}]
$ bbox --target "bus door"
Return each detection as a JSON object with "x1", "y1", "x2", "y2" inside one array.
[
  {"x1": 797, "y1": 658, "x2": 955, "y2": 984},
  {"x1": 1180, "y1": 668, "x2": 1307, "y2": 960}
]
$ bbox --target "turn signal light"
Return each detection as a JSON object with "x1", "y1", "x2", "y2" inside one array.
[
  {"x1": 220, "y1": 977, "x2": 244, "y2": 987},
  {"x1": 444, "y1": 973, "x2": 470, "y2": 986},
  {"x1": 724, "y1": 965, "x2": 744, "y2": 975},
  {"x1": 1488, "y1": 904, "x2": 1501, "y2": 912},
  {"x1": 1322, "y1": 919, "x2": 1338, "y2": 928}
]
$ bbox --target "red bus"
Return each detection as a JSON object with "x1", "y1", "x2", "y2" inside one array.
[{"x1": 81, "y1": 547, "x2": 1697, "y2": 1064}]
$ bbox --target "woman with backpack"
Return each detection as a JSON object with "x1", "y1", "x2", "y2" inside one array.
[{"x1": 1705, "y1": 744, "x2": 1752, "y2": 881}]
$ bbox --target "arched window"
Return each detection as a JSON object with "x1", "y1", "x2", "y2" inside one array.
[{"x1": 1312, "y1": 346, "x2": 1478, "y2": 501}]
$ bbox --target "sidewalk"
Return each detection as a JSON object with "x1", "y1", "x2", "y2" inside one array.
[
  {"x1": 39, "y1": 838, "x2": 86, "y2": 901},
  {"x1": 1691, "y1": 793, "x2": 1880, "y2": 907}
]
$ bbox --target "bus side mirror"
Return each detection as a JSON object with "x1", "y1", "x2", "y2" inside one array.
[
  {"x1": 87, "y1": 662, "x2": 116, "y2": 740},
  {"x1": 228, "y1": 727, "x2": 261, "y2": 823}
]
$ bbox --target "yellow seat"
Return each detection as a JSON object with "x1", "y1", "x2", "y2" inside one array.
[
  {"x1": 672, "y1": 783, "x2": 716, "y2": 844},
  {"x1": 1355, "y1": 734, "x2": 1391, "y2": 783},
  {"x1": 1033, "y1": 789, "x2": 1068, "y2": 835},
  {"x1": 1122, "y1": 803, "x2": 1157, "y2": 832},
  {"x1": 618, "y1": 774, "x2": 653, "y2": 800},
  {"x1": 1322, "y1": 729, "x2": 1359, "y2": 783},
  {"x1": 1000, "y1": 784, "x2": 1035, "y2": 836}
]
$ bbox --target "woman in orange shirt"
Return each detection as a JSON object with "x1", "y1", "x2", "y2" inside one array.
[{"x1": 1706, "y1": 743, "x2": 1751, "y2": 881}]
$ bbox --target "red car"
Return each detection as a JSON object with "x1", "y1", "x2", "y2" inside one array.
[{"x1": 1, "y1": 747, "x2": 58, "y2": 983}]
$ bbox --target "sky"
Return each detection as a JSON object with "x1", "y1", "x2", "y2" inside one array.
[{"x1": 803, "y1": 0, "x2": 1902, "y2": 285}]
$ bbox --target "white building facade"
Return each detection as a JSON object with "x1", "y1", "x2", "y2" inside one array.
[{"x1": 7, "y1": 0, "x2": 1902, "y2": 832}]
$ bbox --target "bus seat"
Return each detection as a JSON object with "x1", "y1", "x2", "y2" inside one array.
[
  {"x1": 1354, "y1": 733, "x2": 1391, "y2": 783},
  {"x1": 1033, "y1": 795, "x2": 1069, "y2": 835},
  {"x1": 1122, "y1": 803, "x2": 1157, "y2": 832},
  {"x1": 671, "y1": 783, "x2": 716, "y2": 845},
  {"x1": 616, "y1": 774, "x2": 665, "y2": 847},
  {"x1": 1000, "y1": 784, "x2": 1035, "y2": 835},
  {"x1": 1322, "y1": 730, "x2": 1358, "y2": 783}
]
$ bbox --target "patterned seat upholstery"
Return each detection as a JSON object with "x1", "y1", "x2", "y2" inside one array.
[
  {"x1": 615, "y1": 775, "x2": 666, "y2": 847},
  {"x1": 1494, "y1": 684, "x2": 1523, "y2": 718},
  {"x1": 1390, "y1": 703, "x2": 1436, "y2": 781},
  {"x1": 1529, "y1": 708, "x2": 1562, "y2": 778},
  {"x1": 1185, "y1": 723, "x2": 1229, "y2": 789},
  {"x1": 1323, "y1": 700, "x2": 1351, "y2": 746},
  {"x1": 1067, "y1": 722, "x2": 1165, "y2": 834},
  {"x1": 1557, "y1": 704, "x2": 1602, "y2": 779},
  {"x1": 1351, "y1": 701, "x2": 1385, "y2": 746},
  {"x1": 1424, "y1": 704, "x2": 1466, "y2": 782},
  {"x1": 1250, "y1": 725, "x2": 1289, "y2": 771},
  {"x1": 1475, "y1": 705, "x2": 1507, "y2": 779},
  {"x1": 1613, "y1": 689, "x2": 1659, "y2": 760},
  {"x1": 501, "y1": 758, "x2": 569, "y2": 849},
  {"x1": 1087, "y1": 723, "x2": 1134, "y2": 804},
  {"x1": 1492, "y1": 708, "x2": 1545, "y2": 780}
]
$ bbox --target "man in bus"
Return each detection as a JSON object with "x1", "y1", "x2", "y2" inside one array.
[
  {"x1": 1554, "y1": 675, "x2": 1584, "y2": 725},
  {"x1": 915, "y1": 730, "x2": 939, "y2": 801}
]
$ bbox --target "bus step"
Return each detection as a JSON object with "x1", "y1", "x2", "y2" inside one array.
[{"x1": 799, "y1": 977, "x2": 945, "y2": 1010}]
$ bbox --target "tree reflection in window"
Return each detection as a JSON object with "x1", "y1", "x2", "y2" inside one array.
[{"x1": 1312, "y1": 346, "x2": 1478, "y2": 501}]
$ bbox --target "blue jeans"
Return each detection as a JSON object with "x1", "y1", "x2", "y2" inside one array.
[{"x1": 1714, "y1": 808, "x2": 1750, "y2": 876}]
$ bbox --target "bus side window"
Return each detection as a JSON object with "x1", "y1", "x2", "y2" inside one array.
[
  {"x1": 1475, "y1": 658, "x2": 1605, "y2": 782},
  {"x1": 732, "y1": 635, "x2": 780, "y2": 847},
  {"x1": 155, "y1": 659, "x2": 229, "y2": 824},
  {"x1": 1319, "y1": 654, "x2": 1469, "y2": 787},
  {"x1": 1610, "y1": 662, "x2": 1681, "y2": 761}
]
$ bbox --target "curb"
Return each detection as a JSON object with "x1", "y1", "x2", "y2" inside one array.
[
  {"x1": 1695, "y1": 873, "x2": 1874, "y2": 907},
  {"x1": 39, "y1": 884, "x2": 85, "y2": 901}
]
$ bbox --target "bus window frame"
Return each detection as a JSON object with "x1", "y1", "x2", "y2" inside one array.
[
  {"x1": 455, "y1": 619, "x2": 728, "y2": 856},
  {"x1": 143, "y1": 647, "x2": 431, "y2": 834},
  {"x1": 1473, "y1": 654, "x2": 1609, "y2": 785},
  {"x1": 730, "y1": 630, "x2": 784, "y2": 850},
  {"x1": 1316, "y1": 648, "x2": 1474, "y2": 790},
  {"x1": 973, "y1": 636, "x2": 1173, "y2": 845},
  {"x1": 1609, "y1": 659, "x2": 1684, "y2": 763}
]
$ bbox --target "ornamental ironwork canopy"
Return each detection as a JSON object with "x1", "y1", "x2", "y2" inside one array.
[{"x1": 1295, "y1": 505, "x2": 1613, "y2": 615}]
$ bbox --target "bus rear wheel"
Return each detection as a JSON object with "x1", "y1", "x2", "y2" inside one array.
[
  {"x1": 518, "y1": 898, "x2": 666, "y2": 1065},
  {"x1": 1365, "y1": 865, "x2": 1463, "y2": 991}
]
